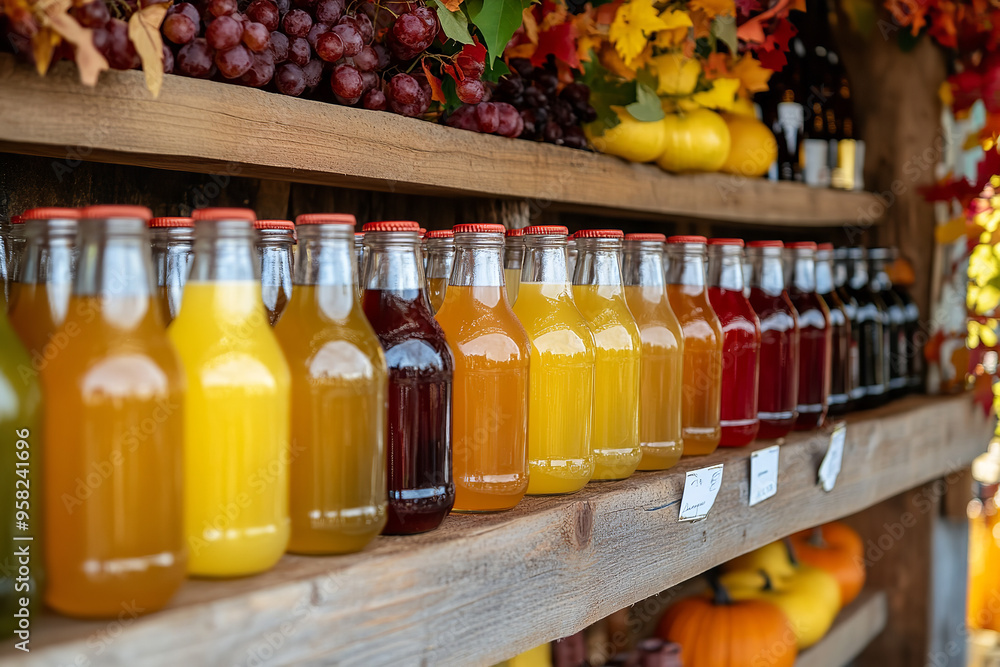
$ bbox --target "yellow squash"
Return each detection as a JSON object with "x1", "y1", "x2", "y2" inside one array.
[
  {"x1": 719, "y1": 113, "x2": 777, "y2": 178},
  {"x1": 655, "y1": 109, "x2": 731, "y2": 173},
  {"x1": 586, "y1": 107, "x2": 668, "y2": 164}
]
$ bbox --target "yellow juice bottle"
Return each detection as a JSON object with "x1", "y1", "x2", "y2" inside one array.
[
  {"x1": 504, "y1": 227, "x2": 524, "y2": 304},
  {"x1": 424, "y1": 230, "x2": 454, "y2": 313},
  {"x1": 572, "y1": 230, "x2": 642, "y2": 481},
  {"x1": 168, "y1": 207, "x2": 291, "y2": 577},
  {"x1": 512, "y1": 226, "x2": 595, "y2": 495}
]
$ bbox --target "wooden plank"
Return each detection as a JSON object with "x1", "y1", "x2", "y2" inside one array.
[
  {"x1": 0, "y1": 395, "x2": 987, "y2": 667},
  {"x1": 0, "y1": 55, "x2": 881, "y2": 228},
  {"x1": 796, "y1": 591, "x2": 889, "y2": 667}
]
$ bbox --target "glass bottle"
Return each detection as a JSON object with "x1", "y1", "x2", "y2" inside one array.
[
  {"x1": 423, "y1": 230, "x2": 455, "y2": 314},
  {"x1": 0, "y1": 215, "x2": 10, "y2": 309},
  {"x1": 149, "y1": 216, "x2": 194, "y2": 326},
  {"x1": 573, "y1": 229, "x2": 642, "y2": 481},
  {"x1": 43, "y1": 205, "x2": 186, "y2": 616},
  {"x1": 168, "y1": 207, "x2": 291, "y2": 576},
  {"x1": 435, "y1": 223, "x2": 530, "y2": 511},
  {"x1": 834, "y1": 247, "x2": 864, "y2": 406},
  {"x1": 254, "y1": 219, "x2": 295, "y2": 326},
  {"x1": 623, "y1": 233, "x2": 684, "y2": 469},
  {"x1": 566, "y1": 237, "x2": 579, "y2": 281},
  {"x1": 786, "y1": 242, "x2": 831, "y2": 430},
  {"x1": 512, "y1": 225, "x2": 595, "y2": 494},
  {"x1": 747, "y1": 241, "x2": 800, "y2": 439},
  {"x1": 707, "y1": 238, "x2": 761, "y2": 447},
  {"x1": 8, "y1": 215, "x2": 26, "y2": 285},
  {"x1": 869, "y1": 247, "x2": 909, "y2": 398},
  {"x1": 665, "y1": 236, "x2": 723, "y2": 455},
  {"x1": 354, "y1": 231, "x2": 366, "y2": 297},
  {"x1": 816, "y1": 243, "x2": 853, "y2": 415},
  {"x1": 8, "y1": 207, "x2": 78, "y2": 363},
  {"x1": 889, "y1": 247, "x2": 923, "y2": 391},
  {"x1": 275, "y1": 213, "x2": 387, "y2": 553},
  {"x1": 844, "y1": 247, "x2": 887, "y2": 408},
  {"x1": 361, "y1": 220, "x2": 454, "y2": 533},
  {"x1": 504, "y1": 227, "x2": 525, "y2": 304}
]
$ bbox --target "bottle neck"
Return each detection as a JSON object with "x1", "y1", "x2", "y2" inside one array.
[
  {"x1": 75, "y1": 218, "x2": 155, "y2": 298},
  {"x1": 425, "y1": 240, "x2": 456, "y2": 281},
  {"x1": 707, "y1": 247, "x2": 745, "y2": 291},
  {"x1": 749, "y1": 248, "x2": 786, "y2": 295},
  {"x1": 869, "y1": 258, "x2": 891, "y2": 291},
  {"x1": 666, "y1": 244, "x2": 708, "y2": 288},
  {"x1": 294, "y1": 226, "x2": 355, "y2": 287},
  {"x1": 21, "y1": 220, "x2": 76, "y2": 285},
  {"x1": 504, "y1": 240, "x2": 524, "y2": 269},
  {"x1": 522, "y1": 236, "x2": 570, "y2": 285},
  {"x1": 364, "y1": 232, "x2": 425, "y2": 292},
  {"x1": 791, "y1": 252, "x2": 817, "y2": 292},
  {"x1": 833, "y1": 255, "x2": 849, "y2": 288},
  {"x1": 848, "y1": 256, "x2": 869, "y2": 289},
  {"x1": 573, "y1": 239, "x2": 623, "y2": 290},
  {"x1": 189, "y1": 220, "x2": 258, "y2": 282},
  {"x1": 816, "y1": 255, "x2": 835, "y2": 294},
  {"x1": 622, "y1": 243, "x2": 665, "y2": 287},
  {"x1": 450, "y1": 235, "x2": 504, "y2": 287}
]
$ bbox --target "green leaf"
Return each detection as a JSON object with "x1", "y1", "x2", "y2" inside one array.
[
  {"x1": 712, "y1": 15, "x2": 737, "y2": 54},
  {"x1": 483, "y1": 57, "x2": 510, "y2": 83},
  {"x1": 581, "y1": 53, "x2": 634, "y2": 134},
  {"x1": 427, "y1": 0, "x2": 473, "y2": 45},
  {"x1": 465, "y1": 0, "x2": 525, "y2": 64},
  {"x1": 441, "y1": 75, "x2": 462, "y2": 112},
  {"x1": 625, "y1": 81, "x2": 664, "y2": 122}
]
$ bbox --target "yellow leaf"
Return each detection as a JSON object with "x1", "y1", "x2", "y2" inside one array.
[
  {"x1": 939, "y1": 80, "x2": 954, "y2": 108},
  {"x1": 652, "y1": 52, "x2": 701, "y2": 95},
  {"x1": 31, "y1": 26, "x2": 60, "y2": 77},
  {"x1": 521, "y1": 5, "x2": 539, "y2": 46},
  {"x1": 691, "y1": 77, "x2": 739, "y2": 110},
  {"x1": 40, "y1": 0, "x2": 108, "y2": 86},
  {"x1": 935, "y1": 215, "x2": 967, "y2": 243},
  {"x1": 659, "y1": 9, "x2": 694, "y2": 29},
  {"x1": 654, "y1": 26, "x2": 689, "y2": 48},
  {"x1": 610, "y1": 0, "x2": 668, "y2": 65},
  {"x1": 730, "y1": 56, "x2": 771, "y2": 94},
  {"x1": 128, "y1": 2, "x2": 169, "y2": 98},
  {"x1": 689, "y1": 0, "x2": 736, "y2": 18}
]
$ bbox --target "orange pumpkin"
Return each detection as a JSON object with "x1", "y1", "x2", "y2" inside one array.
[
  {"x1": 657, "y1": 579, "x2": 798, "y2": 667},
  {"x1": 790, "y1": 522, "x2": 866, "y2": 606}
]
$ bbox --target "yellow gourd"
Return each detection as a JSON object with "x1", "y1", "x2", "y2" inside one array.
[
  {"x1": 655, "y1": 109, "x2": 731, "y2": 173},
  {"x1": 719, "y1": 113, "x2": 777, "y2": 178},
  {"x1": 585, "y1": 107, "x2": 668, "y2": 164}
]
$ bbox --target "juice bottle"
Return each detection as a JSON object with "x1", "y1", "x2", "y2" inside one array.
[
  {"x1": 566, "y1": 237, "x2": 579, "y2": 281},
  {"x1": 43, "y1": 205, "x2": 186, "y2": 617},
  {"x1": 889, "y1": 247, "x2": 923, "y2": 391},
  {"x1": 622, "y1": 233, "x2": 683, "y2": 469},
  {"x1": 168, "y1": 207, "x2": 291, "y2": 576},
  {"x1": 424, "y1": 230, "x2": 455, "y2": 314},
  {"x1": 254, "y1": 219, "x2": 295, "y2": 326},
  {"x1": 513, "y1": 225, "x2": 595, "y2": 494},
  {"x1": 746, "y1": 241, "x2": 799, "y2": 439},
  {"x1": 786, "y1": 242, "x2": 832, "y2": 430},
  {"x1": 707, "y1": 238, "x2": 760, "y2": 447},
  {"x1": 869, "y1": 247, "x2": 909, "y2": 398},
  {"x1": 8, "y1": 215, "x2": 26, "y2": 286},
  {"x1": 149, "y1": 216, "x2": 194, "y2": 326},
  {"x1": 435, "y1": 223, "x2": 530, "y2": 511},
  {"x1": 8, "y1": 207, "x2": 78, "y2": 361},
  {"x1": 275, "y1": 213, "x2": 388, "y2": 553},
  {"x1": 665, "y1": 236, "x2": 722, "y2": 455},
  {"x1": 573, "y1": 229, "x2": 642, "y2": 481},
  {"x1": 0, "y1": 301, "x2": 42, "y2": 636},
  {"x1": 834, "y1": 247, "x2": 864, "y2": 407},
  {"x1": 504, "y1": 227, "x2": 525, "y2": 304},
  {"x1": 844, "y1": 247, "x2": 887, "y2": 408},
  {"x1": 361, "y1": 220, "x2": 454, "y2": 533},
  {"x1": 816, "y1": 243, "x2": 853, "y2": 415}
]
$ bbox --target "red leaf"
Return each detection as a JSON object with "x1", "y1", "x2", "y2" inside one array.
[
  {"x1": 443, "y1": 62, "x2": 461, "y2": 82},
  {"x1": 530, "y1": 21, "x2": 579, "y2": 69},
  {"x1": 762, "y1": 18, "x2": 797, "y2": 52},
  {"x1": 757, "y1": 45, "x2": 788, "y2": 71},
  {"x1": 460, "y1": 35, "x2": 487, "y2": 68},
  {"x1": 950, "y1": 69, "x2": 984, "y2": 113},
  {"x1": 736, "y1": 0, "x2": 761, "y2": 16},
  {"x1": 919, "y1": 176, "x2": 980, "y2": 205},
  {"x1": 421, "y1": 59, "x2": 447, "y2": 104}
]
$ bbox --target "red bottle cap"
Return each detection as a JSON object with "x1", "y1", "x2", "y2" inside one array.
[
  {"x1": 191, "y1": 207, "x2": 256, "y2": 223},
  {"x1": 453, "y1": 223, "x2": 505, "y2": 234},
  {"x1": 786, "y1": 241, "x2": 818, "y2": 250},
  {"x1": 524, "y1": 225, "x2": 569, "y2": 235},
  {"x1": 707, "y1": 238, "x2": 744, "y2": 247},
  {"x1": 362, "y1": 221, "x2": 421, "y2": 232},
  {"x1": 506, "y1": 227, "x2": 526, "y2": 237},
  {"x1": 254, "y1": 219, "x2": 295, "y2": 231},
  {"x1": 425, "y1": 229, "x2": 454, "y2": 238},
  {"x1": 747, "y1": 240, "x2": 785, "y2": 248},
  {"x1": 624, "y1": 233, "x2": 666, "y2": 242},
  {"x1": 817, "y1": 242, "x2": 834, "y2": 250},
  {"x1": 575, "y1": 229, "x2": 624, "y2": 238},
  {"x1": 11, "y1": 215, "x2": 23, "y2": 225},
  {"x1": 296, "y1": 213, "x2": 357, "y2": 226},
  {"x1": 667, "y1": 235, "x2": 707, "y2": 244},
  {"x1": 81, "y1": 205, "x2": 153, "y2": 221},
  {"x1": 355, "y1": 231, "x2": 365, "y2": 237},
  {"x1": 149, "y1": 217, "x2": 194, "y2": 228},
  {"x1": 22, "y1": 207, "x2": 81, "y2": 220},
  {"x1": 419, "y1": 227, "x2": 427, "y2": 237}
]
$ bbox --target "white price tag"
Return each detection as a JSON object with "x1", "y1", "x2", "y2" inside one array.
[
  {"x1": 749, "y1": 445, "x2": 780, "y2": 506},
  {"x1": 679, "y1": 464, "x2": 724, "y2": 522},
  {"x1": 818, "y1": 424, "x2": 846, "y2": 492}
]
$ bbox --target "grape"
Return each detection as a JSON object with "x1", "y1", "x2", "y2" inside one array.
[
  {"x1": 387, "y1": 73, "x2": 420, "y2": 107},
  {"x1": 169, "y1": 2, "x2": 202, "y2": 25},
  {"x1": 360, "y1": 70, "x2": 378, "y2": 90},
  {"x1": 287, "y1": 36, "x2": 311, "y2": 66},
  {"x1": 456, "y1": 78, "x2": 485, "y2": 104},
  {"x1": 292, "y1": 0, "x2": 316, "y2": 8},
  {"x1": 411, "y1": 6, "x2": 438, "y2": 41},
  {"x1": 314, "y1": 0, "x2": 344, "y2": 23},
  {"x1": 560, "y1": 82, "x2": 589, "y2": 107},
  {"x1": 242, "y1": 22, "x2": 270, "y2": 51},
  {"x1": 446, "y1": 105, "x2": 480, "y2": 132},
  {"x1": 76, "y1": 1, "x2": 110, "y2": 28},
  {"x1": 302, "y1": 58, "x2": 323, "y2": 87},
  {"x1": 269, "y1": 31, "x2": 289, "y2": 61},
  {"x1": 577, "y1": 104, "x2": 597, "y2": 124},
  {"x1": 363, "y1": 88, "x2": 387, "y2": 110},
  {"x1": 177, "y1": 38, "x2": 215, "y2": 77},
  {"x1": 476, "y1": 103, "x2": 500, "y2": 134},
  {"x1": 563, "y1": 126, "x2": 587, "y2": 150},
  {"x1": 393, "y1": 102, "x2": 424, "y2": 117},
  {"x1": 495, "y1": 102, "x2": 523, "y2": 138},
  {"x1": 518, "y1": 109, "x2": 536, "y2": 137},
  {"x1": 306, "y1": 22, "x2": 330, "y2": 48},
  {"x1": 232, "y1": 12, "x2": 248, "y2": 24},
  {"x1": 239, "y1": 49, "x2": 275, "y2": 86},
  {"x1": 215, "y1": 43, "x2": 253, "y2": 77},
  {"x1": 496, "y1": 73, "x2": 523, "y2": 98},
  {"x1": 163, "y1": 14, "x2": 197, "y2": 45},
  {"x1": 536, "y1": 71, "x2": 558, "y2": 96},
  {"x1": 353, "y1": 44, "x2": 378, "y2": 72},
  {"x1": 456, "y1": 51, "x2": 485, "y2": 80},
  {"x1": 373, "y1": 43, "x2": 390, "y2": 69},
  {"x1": 206, "y1": 15, "x2": 242, "y2": 50},
  {"x1": 391, "y1": 12, "x2": 428, "y2": 49},
  {"x1": 353, "y1": 12, "x2": 373, "y2": 43},
  {"x1": 551, "y1": 98, "x2": 574, "y2": 126},
  {"x1": 315, "y1": 31, "x2": 344, "y2": 62},
  {"x1": 331, "y1": 62, "x2": 363, "y2": 98},
  {"x1": 543, "y1": 121, "x2": 563, "y2": 144},
  {"x1": 275, "y1": 0, "x2": 290, "y2": 16},
  {"x1": 331, "y1": 23, "x2": 361, "y2": 56},
  {"x1": 246, "y1": 0, "x2": 279, "y2": 31},
  {"x1": 523, "y1": 85, "x2": 546, "y2": 108},
  {"x1": 208, "y1": 0, "x2": 237, "y2": 18},
  {"x1": 275, "y1": 63, "x2": 306, "y2": 95},
  {"x1": 282, "y1": 9, "x2": 312, "y2": 37},
  {"x1": 508, "y1": 57, "x2": 532, "y2": 78},
  {"x1": 162, "y1": 42, "x2": 175, "y2": 73},
  {"x1": 106, "y1": 18, "x2": 140, "y2": 70}
]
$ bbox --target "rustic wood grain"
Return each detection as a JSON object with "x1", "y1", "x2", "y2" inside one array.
[
  {"x1": 0, "y1": 395, "x2": 987, "y2": 667},
  {"x1": 0, "y1": 55, "x2": 882, "y2": 228},
  {"x1": 795, "y1": 591, "x2": 889, "y2": 667}
]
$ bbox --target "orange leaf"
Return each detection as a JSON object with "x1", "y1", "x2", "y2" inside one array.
[
  {"x1": 31, "y1": 26, "x2": 60, "y2": 76},
  {"x1": 731, "y1": 55, "x2": 771, "y2": 94},
  {"x1": 702, "y1": 51, "x2": 732, "y2": 80},
  {"x1": 442, "y1": 0, "x2": 463, "y2": 10},
  {"x1": 421, "y1": 59, "x2": 447, "y2": 104},
  {"x1": 688, "y1": 0, "x2": 736, "y2": 19},
  {"x1": 689, "y1": 8, "x2": 713, "y2": 39},
  {"x1": 40, "y1": 0, "x2": 108, "y2": 86},
  {"x1": 129, "y1": 2, "x2": 169, "y2": 97}
]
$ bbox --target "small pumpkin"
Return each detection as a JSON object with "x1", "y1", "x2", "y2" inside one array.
[
  {"x1": 655, "y1": 109, "x2": 731, "y2": 173},
  {"x1": 719, "y1": 113, "x2": 777, "y2": 178},
  {"x1": 585, "y1": 107, "x2": 668, "y2": 164},
  {"x1": 657, "y1": 577, "x2": 797, "y2": 667},
  {"x1": 789, "y1": 522, "x2": 866, "y2": 606}
]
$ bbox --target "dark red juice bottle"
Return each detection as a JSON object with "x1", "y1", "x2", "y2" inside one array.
[
  {"x1": 817, "y1": 243, "x2": 853, "y2": 415},
  {"x1": 834, "y1": 247, "x2": 864, "y2": 407},
  {"x1": 747, "y1": 241, "x2": 800, "y2": 439},
  {"x1": 868, "y1": 247, "x2": 910, "y2": 399},
  {"x1": 786, "y1": 242, "x2": 832, "y2": 430},
  {"x1": 707, "y1": 238, "x2": 760, "y2": 447},
  {"x1": 845, "y1": 247, "x2": 888, "y2": 408},
  {"x1": 361, "y1": 220, "x2": 455, "y2": 534}
]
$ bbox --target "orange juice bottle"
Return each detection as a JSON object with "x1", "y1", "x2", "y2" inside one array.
[
  {"x1": 504, "y1": 227, "x2": 525, "y2": 304},
  {"x1": 435, "y1": 223, "x2": 530, "y2": 511},
  {"x1": 424, "y1": 230, "x2": 455, "y2": 313},
  {"x1": 168, "y1": 207, "x2": 291, "y2": 577},
  {"x1": 254, "y1": 219, "x2": 295, "y2": 326},
  {"x1": 665, "y1": 236, "x2": 722, "y2": 455},
  {"x1": 572, "y1": 229, "x2": 642, "y2": 481},
  {"x1": 622, "y1": 233, "x2": 684, "y2": 469},
  {"x1": 512, "y1": 225, "x2": 595, "y2": 495},
  {"x1": 149, "y1": 216, "x2": 194, "y2": 326},
  {"x1": 43, "y1": 205, "x2": 186, "y2": 617},
  {"x1": 275, "y1": 213, "x2": 388, "y2": 553}
]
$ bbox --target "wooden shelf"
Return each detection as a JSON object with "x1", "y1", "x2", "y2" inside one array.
[
  {"x1": 0, "y1": 394, "x2": 987, "y2": 666},
  {"x1": 0, "y1": 55, "x2": 881, "y2": 227},
  {"x1": 796, "y1": 590, "x2": 889, "y2": 667}
]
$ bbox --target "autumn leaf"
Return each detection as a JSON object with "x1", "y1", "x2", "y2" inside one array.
[
  {"x1": 442, "y1": 0, "x2": 464, "y2": 10},
  {"x1": 730, "y1": 55, "x2": 772, "y2": 94},
  {"x1": 609, "y1": 0, "x2": 668, "y2": 65},
  {"x1": 756, "y1": 44, "x2": 788, "y2": 71},
  {"x1": 421, "y1": 59, "x2": 447, "y2": 103},
  {"x1": 688, "y1": 0, "x2": 735, "y2": 19},
  {"x1": 735, "y1": 0, "x2": 760, "y2": 16},
  {"x1": 762, "y1": 17, "x2": 796, "y2": 52},
  {"x1": 702, "y1": 51, "x2": 732, "y2": 80},
  {"x1": 40, "y1": 0, "x2": 108, "y2": 86},
  {"x1": 691, "y1": 77, "x2": 739, "y2": 110},
  {"x1": 521, "y1": 5, "x2": 540, "y2": 44},
  {"x1": 31, "y1": 26, "x2": 60, "y2": 77},
  {"x1": 532, "y1": 22, "x2": 579, "y2": 68},
  {"x1": 129, "y1": 1, "x2": 169, "y2": 97}
]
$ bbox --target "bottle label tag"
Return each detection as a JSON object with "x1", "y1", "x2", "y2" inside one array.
[
  {"x1": 802, "y1": 139, "x2": 830, "y2": 187},
  {"x1": 776, "y1": 102, "x2": 804, "y2": 153},
  {"x1": 749, "y1": 445, "x2": 780, "y2": 506},
  {"x1": 679, "y1": 464, "x2": 724, "y2": 522},
  {"x1": 819, "y1": 424, "x2": 846, "y2": 492},
  {"x1": 854, "y1": 140, "x2": 866, "y2": 191}
]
